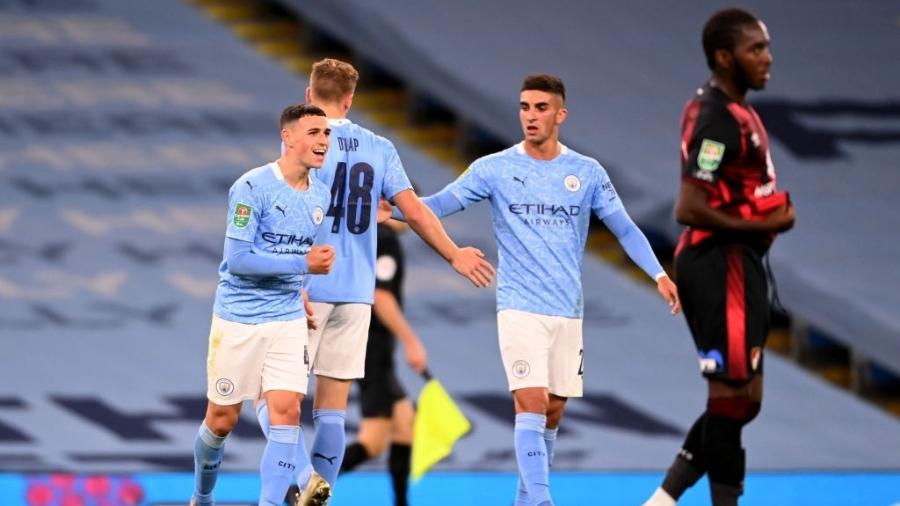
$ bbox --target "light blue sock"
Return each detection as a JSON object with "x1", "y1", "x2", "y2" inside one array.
[
  {"x1": 259, "y1": 424, "x2": 300, "y2": 506},
  {"x1": 544, "y1": 427, "x2": 559, "y2": 467},
  {"x1": 257, "y1": 401, "x2": 313, "y2": 489},
  {"x1": 310, "y1": 409, "x2": 346, "y2": 486},
  {"x1": 514, "y1": 413, "x2": 552, "y2": 505},
  {"x1": 515, "y1": 426, "x2": 557, "y2": 505},
  {"x1": 192, "y1": 423, "x2": 227, "y2": 506},
  {"x1": 295, "y1": 429, "x2": 313, "y2": 489},
  {"x1": 515, "y1": 472, "x2": 529, "y2": 506}
]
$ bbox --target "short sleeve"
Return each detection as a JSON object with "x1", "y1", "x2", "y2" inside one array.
[
  {"x1": 591, "y1": 165, "x2": 624, "y2": 220},
  {"x1": 381, "y1": 142, "x2": 413, "y2": 201},
  {"x1": 683, "y1": 103, "x2": 741, "y2": 185},
  {"x1": 447, "y1": 160, "x2": 491, "y2": 208},
  {"x1": 225, "y1": 179, "x2": 262, "y2": 242}
]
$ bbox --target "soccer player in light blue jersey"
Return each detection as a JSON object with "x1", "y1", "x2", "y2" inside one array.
[
  {"x1": 254, "y1": 59, "x2": 495, "y2": 506},
  {"x1": 191, "y1": 103, "x2": 336, "y2": 506},
  {"x1": 399, "y1": 75, "x2": 682, "y2": 505}
]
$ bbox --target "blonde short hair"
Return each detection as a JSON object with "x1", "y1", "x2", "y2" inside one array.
[{"x1": 310, "y1": 58, "x2": 359, "y2": 102}]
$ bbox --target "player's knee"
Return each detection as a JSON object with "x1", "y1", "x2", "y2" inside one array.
[
  {"x1": 206, "y1": 410, "x2": 239, "y2": 436},
  {"x1": 545, "y1": 398, "x2": 566, "y2": 428},
  {"x1": 513, "y1": 389, "x2": 549, "y2": 414},
  {"x1": 707, "y1": 395, "x2": 761, "y2": 425},
  {"x1": 268, "y1": 403, "x2": 300, "y2": 425},
  {"x1": 361, "y1": 437, "x2": 388, "y2": 458},
  {"x1": 392, "y1": 401, "x2": 415, "y2": 427}
]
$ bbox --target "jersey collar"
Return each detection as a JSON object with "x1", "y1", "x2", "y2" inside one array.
[
  {"x1": 515, "y1": 141, "x2": 568, "y2": 157},
  {"x1": 327, "y1": 118, "x2": 351, "y2": 126},
  {"x1": 270, "y1": 162, "x2": 284, "y2": 181}
]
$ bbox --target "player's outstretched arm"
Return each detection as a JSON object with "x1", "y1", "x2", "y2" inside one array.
[
  {"x1": 602, "y1": 209, "x2": 681, "y2": 315},
  {"x1": 676, "y1": 182, "x2": 795, "y2": 233},
  {"x1": 390, "y1": 187, "x2": 463, "y2": 221},
  {"x1": 393, "y1": 189, "x2": 494, "y2": 288},
  {"x1": 225, "y1": 238, "x2": 334, "y2": 276},
  {"x1": 373, "y1": 287, "x2": 427, "y2": 373}
]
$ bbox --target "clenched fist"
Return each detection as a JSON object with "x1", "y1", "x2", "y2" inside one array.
[{"x1": 308, "y1": 244, "x2": 335, "y2": 274}]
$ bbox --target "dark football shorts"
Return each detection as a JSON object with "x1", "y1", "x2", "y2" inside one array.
[
  {"x1": 358, "y1": 333, "x2": 407, "y2": 418},
  {"x1": 675, "y1": 240, "x2": 769, "y2": 383}
]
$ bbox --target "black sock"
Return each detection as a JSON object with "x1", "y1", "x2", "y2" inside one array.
[
  {"x1": 340, "y1": 441, "x2": 370, "y2": 473},
  {"x1": 389, "y1": 443, "x2": 411, "y2": 506},
  {"x1": 704, "y1": 415, "x2": 745, "y2": 504},
  {"x1": 661, "y1": 413, "x2": 706, "y2": 499}
]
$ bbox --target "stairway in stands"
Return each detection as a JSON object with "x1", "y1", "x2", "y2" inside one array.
[{"x1": 188, "y1": 0, "x2": 899, "y2": 418}]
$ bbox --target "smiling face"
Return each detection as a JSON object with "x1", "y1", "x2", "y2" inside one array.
[
  {"x1": 282, "y1": 114, "x2": 330, "y2": 169},
  {"x1": 519, "y1": 89, "x2": 567, "y2": 147}
]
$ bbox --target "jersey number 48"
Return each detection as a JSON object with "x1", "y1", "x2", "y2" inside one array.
[{"x1": 327, "y1": 161, "x2": 374, "y2": 235}]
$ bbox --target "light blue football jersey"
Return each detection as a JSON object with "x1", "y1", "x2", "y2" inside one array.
[
  {"x1": 303, "y1": 119, "x2": 412, "y2": 304},
  {"x1": 214, "y1": 162, "x2": 331, "y2": 324},
  {"x1": 446, "y1": 143, "x2": 624, "y2": 318}
]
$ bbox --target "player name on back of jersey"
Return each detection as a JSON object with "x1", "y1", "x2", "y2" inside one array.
[{"x1": 337, "y1": 136, "x2": 359, "y2": 152}]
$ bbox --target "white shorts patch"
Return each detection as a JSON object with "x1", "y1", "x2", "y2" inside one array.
[
  {"x1": 205, "y1": 314, "x2": 309, "y2": 405},
  {"x1": 497, "y1": 309, "x2": 584, "y2": 398},
  {"x1": 307, "y1": 302, "x2": 372, "y2": 379}
]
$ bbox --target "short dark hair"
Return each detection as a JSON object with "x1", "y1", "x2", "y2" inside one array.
[
  {"x1": 702, "y1": 8, "x2": 760, "y2": 70},
  {"x1": 280, "y1": 102, "x2": 326, "y2": 128},
  {"x1": 521, "y1": 74, "x2": 566, "y2": 102}
]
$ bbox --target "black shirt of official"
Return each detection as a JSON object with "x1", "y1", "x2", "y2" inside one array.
[{"x1": 370, "y1": 223, "x2": 405, "y2": 343}]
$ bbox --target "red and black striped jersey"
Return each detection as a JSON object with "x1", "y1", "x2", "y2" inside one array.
[{"x1": 677, "y1": 83, "x2": 787, "y2": 253}]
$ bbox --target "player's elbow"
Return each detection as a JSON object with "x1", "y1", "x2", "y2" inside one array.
[
  {"x1": 226, "y1": 256, "x2": 252, "y2": 277},
  {"x1": 401, "y1": 200, "x2": 428, "y2": 226}
]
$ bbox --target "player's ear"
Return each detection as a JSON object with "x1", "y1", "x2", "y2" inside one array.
[
  {"x1": 305, "y1": 86, "x2": 313, "y2": 103},
  {"x1": 280, "y1": 127, "x2": 291, "y2": 148},
  {"x1": 714, "y1": 48, "x2": 733, "y2": 73},
  {"x1": 556, "y1": 106, "x2": 568, "y2": 126}
]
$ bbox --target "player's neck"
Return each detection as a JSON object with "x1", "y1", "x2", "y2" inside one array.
[
  {"x1": 317, "y1": 102, "x2": 348, "y2": 120},
  {"x1": 276, "y1": 157, "x2": 311, "y2": 191},
  {"x1": 710, "y1": 76, "x2": 747, "y2": 104},
  {"x1": 522, "y1": 138, "x2": 562, "y2": 161}
]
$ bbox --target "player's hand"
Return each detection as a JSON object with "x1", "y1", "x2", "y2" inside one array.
[
  {"x1": 376, "y1": 198, "x2": 394, "y2": 224},
  {"x1": 307, "y1": 245, "x2": 335, "y2": 274},
  {"x1": 763, "y1": 204, "x2": 795, "y2": 233},
  {"x1": 450, "y1": 247, "x2": 495, "y2": 287},
  {"x1": 657, "y1": 275, "x2": 681, "y2": 315},
  {"x1": 301, "y1": 288, "x2": 318, "y2": 330},
  {"x1": 405, "y1": 338, "x2": 428, "y2": 374}
]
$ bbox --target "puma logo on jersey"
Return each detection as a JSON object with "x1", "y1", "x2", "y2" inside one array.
[
  {"x1": 513, "y1": 176, "x2": 527, "y2": 187},
  {"x1": 275, "y1": 205, "x2": 286, "y2": 217}
]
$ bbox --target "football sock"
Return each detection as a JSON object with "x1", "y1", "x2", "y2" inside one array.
[
  {"x1": 258, "y1": 425, "x2": 299, "y2": 506},
  {"x1": 310, "y1": 409, "x2": 346, "y2": 486},
  {"x1": 389, "y1": 443, "x2": 411, "y2": 506},
  {"x1": 340, "y1": 441, "x2": 370, "y2": 473},
  {"x1": 192, "y1": 423, "x2": 227, "y2": 506},
  {"x1": 661, "y1": 413, "x2": 706, "y2": 499},
  {"x1": 514, "y1": 413, "x2": 552, "y2": 505}
]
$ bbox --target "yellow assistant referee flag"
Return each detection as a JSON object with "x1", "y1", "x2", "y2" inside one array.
[{"x1": 411, "y1": 369, "x2": 472, "y2": 481}]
